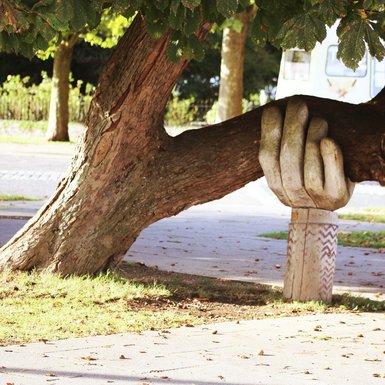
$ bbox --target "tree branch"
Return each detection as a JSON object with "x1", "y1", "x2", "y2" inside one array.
[{"x1": 156, "y1": 95, "x2": 384, "y2": 216}]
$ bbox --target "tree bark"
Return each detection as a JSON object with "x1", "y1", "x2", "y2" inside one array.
[
  {"x1": 0, "y1": 15, "x2": 384, "y2": 275},
  {"x1": 216, "y1": 9, "x2": 253, "y2": 123},
  {"x1": 46, "y1": 34, "x2": 78, "y2": 142}
]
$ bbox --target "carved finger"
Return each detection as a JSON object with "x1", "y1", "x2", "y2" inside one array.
[
  {"x1": 320, "y1": 137, "x2": 352, "y2": 210},
  {"x1": 259, "y1": 105, "x2": 291, "y2": 206},
  {"x1": 280, "y1": 98, "x2": 315, "y2": 207},
  {"x1": 304, "y1": 117, "x2": 328, "y2": 207}
]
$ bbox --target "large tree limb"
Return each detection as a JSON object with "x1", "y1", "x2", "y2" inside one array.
[{"x1": 158, "y1": 95, "x2": 384, "y2": 217}]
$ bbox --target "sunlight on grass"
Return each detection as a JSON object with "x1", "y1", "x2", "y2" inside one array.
[
  {"x1": 259, "y1": 230, "x2": 385, "y2": 248},
  {"x1": 339, "y1": 208, "x2": 385, "y2": 224},
  {"x1": 0, "y1": 195, "x2": 41, "y2": 201},
  {"x1": 1, "y1": 266, "x2": 384, "y2": 346},
  {"x1": 0, "y1": 270, "x2": 194, "y2": 346}
]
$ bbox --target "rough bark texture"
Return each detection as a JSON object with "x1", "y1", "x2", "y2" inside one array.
[
  {"x1": 46, "y1": 34, "x2": 78, "y2": 142},
  {"x1": 0, "y1": 15, "x2": 384, "y2": 275},
  {"x1": 216, "y1": 10, "x2": 252, "y2": 123}
]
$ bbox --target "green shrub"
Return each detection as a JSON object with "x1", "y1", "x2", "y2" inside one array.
[
  {"x1": 164, "y1": 94, "x2": 200, "y2": 127},
  {"x1": 0, "y1": 72, "x2": 93, "y2": 123}
]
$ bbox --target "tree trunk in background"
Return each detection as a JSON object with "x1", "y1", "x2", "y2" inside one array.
[
  {"x1": 0, "y1": 16, "x2": 384, "y2": 275},
  {"x1": 46, "y1": 34, "x2": 79, "y2": 142},
  {"x1": 216, "y1": 9, "x2": 253, "y2": 123}
]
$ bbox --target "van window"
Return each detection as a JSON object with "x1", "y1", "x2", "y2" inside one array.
[
  {"x1": 371, "y1": 58, "x2": 385, "y2": 97},
  {"x1": 326, "y1": 45, "x2": 367, "y2": 77},
  {"x1": 283, "y1": 50, "x2": 311, "y2": 81}
]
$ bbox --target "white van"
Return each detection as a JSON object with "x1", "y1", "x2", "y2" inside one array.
[{"x1": 275, "y1": 23, "x2": 385, "y2": 103}]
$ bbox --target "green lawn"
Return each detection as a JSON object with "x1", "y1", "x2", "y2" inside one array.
[
  {"x1": 0, "y1": 270, "x2": 192, "y2": 346},
  {"x1": 0, "y1": 195, "x2": 41, "y2": 201},
  {"x1": 338, "y1": 208, "x2": 385, "y2": 224},
  {"x1": 1, "y1": 265, "x2": 384, "y2": 346},
  {"x1": 259, "y1": 230, "x2": 385, "y2": 248}
]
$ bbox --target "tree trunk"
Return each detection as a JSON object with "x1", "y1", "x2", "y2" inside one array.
[
  {"x1": 216, "y1": 9, "x2": 253, "y2": 123},
  {"x1": 0, "y1": 15, "x2": 384, "y2": 275},
  {"x1": 46, "y1": 34, "x2": 78, "y2": 142}
]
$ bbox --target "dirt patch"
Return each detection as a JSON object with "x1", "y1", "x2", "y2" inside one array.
[{"x1": 116, "y1": 262, "x2": 348, "y2": 323}]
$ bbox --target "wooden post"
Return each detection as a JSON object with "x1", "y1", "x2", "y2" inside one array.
[{"x1": 283, "y1": 208, "x2": 338, "y2": 303}]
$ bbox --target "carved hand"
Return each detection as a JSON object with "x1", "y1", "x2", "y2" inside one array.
[{"x1": 258, "y1": 98, "x2": 354, "y2": 211}]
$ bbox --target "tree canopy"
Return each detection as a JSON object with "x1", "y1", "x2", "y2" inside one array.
[{"x1": 0, "y1": 0, "x2": 384, "y2": 68}]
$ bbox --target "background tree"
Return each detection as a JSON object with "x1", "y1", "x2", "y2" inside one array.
[
  {"x1": 174, "y1": 29, "x2": 280, "y2": 104},
  {"x1": 216, "y1": 7, "x2": 255, "y2": 122},
  {"x1": 0, "y1": 0, "x2": 383, "y2": 275},
  {"x1": 44, "y1": 12, "x2": 130, "y2": 141}
]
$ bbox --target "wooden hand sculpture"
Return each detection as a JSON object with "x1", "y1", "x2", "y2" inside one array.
[{"x1": 259, "y1": 98, "x2": 354, "y2": 302}]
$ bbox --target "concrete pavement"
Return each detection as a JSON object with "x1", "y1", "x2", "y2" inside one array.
[{"x1": 1, "y1": 313, "x2": 385, "y2": 385}]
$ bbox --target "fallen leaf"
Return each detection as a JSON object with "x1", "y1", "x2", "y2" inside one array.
[
  {"x1": 81, "y1": 356, "x2": 97, "y2": 361},
  {"x1": 258, "y1": 350, "x2": 264, "y2": 356},
  {"x1": 240, "y1": 355, "x2": 250, "y2": 359},
  {"x1": 160, "y1": 376, "x2": 169, "y2": 379},
  {"x1": 119, "y1": 355, "x2": 129, "y2": 359},
  {"x1": 304, "y1": 370, "x2": 311, "y2": 375},
  {"x1": 212, "y1": 330, "x2": 218, "y2": 335}
]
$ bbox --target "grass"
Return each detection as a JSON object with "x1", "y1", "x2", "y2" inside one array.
[
  {"x1": 338, "y1": 208, "x2": 385, "y2": 224},
  {"x1": 1, "y1": 263, "x2": 384, "y2": 346},
  {"x1": 0, "y1": 270, "x2": 193, "y2": 346},
  {"x1": 259, "y1": 230, "x2": 385, "y2": 248},
  {"x1": 0, "y1": 195, "x2": 41, "y2": 201},
  {"x1": 0, "y1": 119, "x2": 47, "y2": 132},
  {"x1": 0, "y1": 136, "x2": 76, "y2": 145}
]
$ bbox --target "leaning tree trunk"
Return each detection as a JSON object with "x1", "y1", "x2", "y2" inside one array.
[
  {"x1": 0, "y1": 15, "x2": 384, "y2": 275},
  {"x1": 216, "y1": 9, "x2": 253, "y2": 123},
  {"x1": 46, "y1": 34, "x2": 79, "y2": 142}
]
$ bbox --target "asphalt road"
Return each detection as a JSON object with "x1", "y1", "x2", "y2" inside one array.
[{"x1": 0, "y1": 142, "x2": 73, "y2": 198}]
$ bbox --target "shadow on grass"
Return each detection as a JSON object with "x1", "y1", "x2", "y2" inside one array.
[{"x1": 118, "y1": 261, "x2": 385, "y2": 312}]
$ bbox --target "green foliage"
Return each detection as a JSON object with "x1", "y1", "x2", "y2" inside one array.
[
  {"x1": 164, "y1": 93, "x2": 200, "y2": 127},
  {"x1": 252, "y1": 0, "x2": 384, "y2": 69},
  {"x1": 175, "y1": 30, "x2": 280, "y2": 103},
  {"x1": 0, "y1": 1, "x2": 383, "y2": 68},
  {"x1": 83, "y1": 13, "x2": 132, "y2": 49},
  {"x1": 0, "y1": 72, "x2": 93, "y2": 122}
]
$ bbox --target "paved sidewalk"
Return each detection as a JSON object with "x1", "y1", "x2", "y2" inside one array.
[
  {"x1": 125, "y1": 205, "x2": 385, "y2": 299},
  {"x1": 1, "y1": 313, "x2": 384, "y2": 385}
]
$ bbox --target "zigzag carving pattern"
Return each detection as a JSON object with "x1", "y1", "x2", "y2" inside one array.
[
  {"x1": 318, "y1": 224, "x2": 338, "y2": 302},
  {"x1": 286, "y1": 221, "x2": 338, "y2": 302}
]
